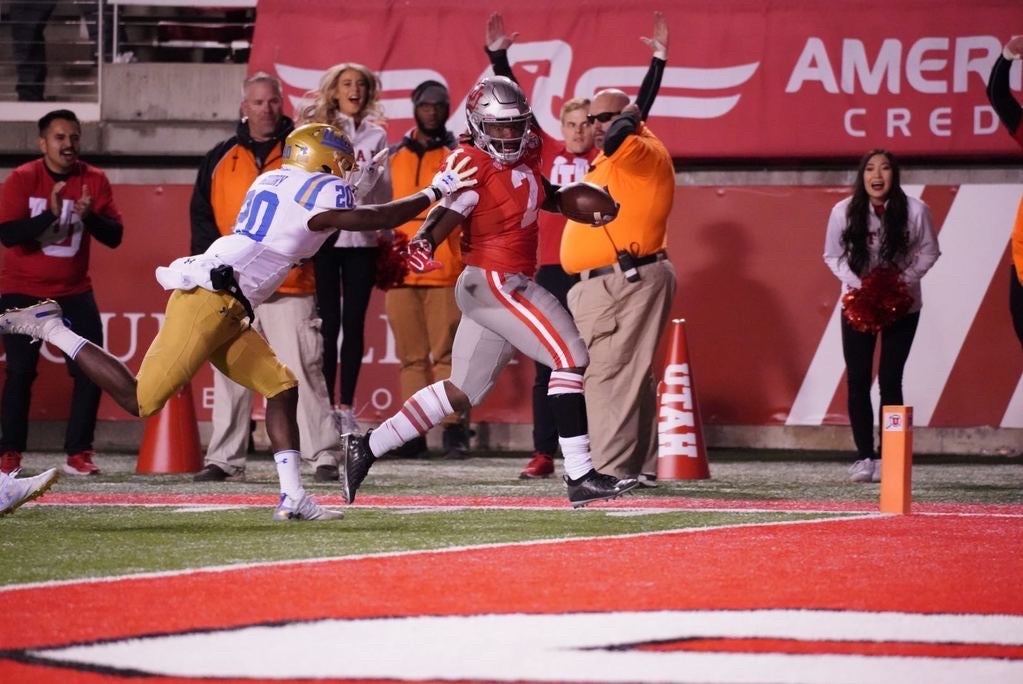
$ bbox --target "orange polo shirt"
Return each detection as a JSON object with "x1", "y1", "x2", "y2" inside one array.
[{"x1": 560, "y1": 123, "x2": 674, "y2": 274}]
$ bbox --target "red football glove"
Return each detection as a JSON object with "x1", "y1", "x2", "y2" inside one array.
[{"x1": 404, "y1": 238, "x2": 443, "y2": 273}]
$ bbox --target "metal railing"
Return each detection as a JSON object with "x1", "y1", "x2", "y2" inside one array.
[{"x1": 0, "y1": 0, "x2": 255, "y2": 118}]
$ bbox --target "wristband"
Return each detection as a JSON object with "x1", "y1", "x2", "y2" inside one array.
[{"x1": 419, "y1": 186, "x2": 442, "y2": 202}]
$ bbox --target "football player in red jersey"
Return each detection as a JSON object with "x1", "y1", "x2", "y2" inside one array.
[
  {"x1": 342, "y1": 76, "x2": 639, "y2": 508},
  {"x1": 484, "y1": 11, "x2": 668, "y2": 480}
]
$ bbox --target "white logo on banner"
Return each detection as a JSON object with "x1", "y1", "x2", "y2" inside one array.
[
  {"x1": 785, "y1": 35, "x2": 1020, "y2": 139},
  {"x1": 275, "y1": 40, "x2": 759, "y2": 140}
]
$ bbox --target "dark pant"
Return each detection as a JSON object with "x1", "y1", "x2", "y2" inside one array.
[
  {"x1": 1, "y1": 291, "x2": 104, "y2": 454},
  {"x1": 1010, "y1": 264, "x2": 1023, "y2": 350},
  {"x1": 313, "y1": 245, "x2": 378, "y2": 406},
  {"x1": 840, "y1": 310, "x2": 920, "y2": 460},
  {"x1": 11, "y1": 1, "x2": 57, "y2": 101},
  {"x1": 531, "y1": 264, "x2": 580, "y2": 456}
]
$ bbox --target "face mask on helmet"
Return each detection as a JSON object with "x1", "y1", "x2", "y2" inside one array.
[
  {"x1": 283, "y1": 123, "x2": 358, "y2": 180},
  {"x1": 466, "y1": 77, "x2": 532, "y2": 164}
]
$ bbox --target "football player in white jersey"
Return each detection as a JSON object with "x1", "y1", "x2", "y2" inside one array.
[{"x1": 0, "y1": 123, "x2": 477, "y2": 522}]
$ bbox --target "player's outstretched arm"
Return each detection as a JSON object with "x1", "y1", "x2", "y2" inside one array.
[
  {"x1": 987, "y1": 35, "x2": 1023, "y2": 137},
  {"x1": 636, "y1": 11, "x2": 668, "y2": 121},
  {"x1": 309, "y1": 155, "x2": 477, "y2": 233}
]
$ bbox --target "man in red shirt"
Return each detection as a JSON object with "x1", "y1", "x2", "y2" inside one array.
[
  {"x1": 341, "y1": 76, "x2": 638, "y2": 508},
  {"x1": 0, "y1": 109, "x2": 124, "y2": 476}
]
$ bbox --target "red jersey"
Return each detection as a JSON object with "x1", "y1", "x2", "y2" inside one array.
[
  {"x1": 536, "y1": 129, "x2": 597, "y2": 266},
  {"x1": 445, "y1": 138, "x2": 545, "y2": 277},
  {"x1": 0, "y1": 159, "x2": 122, "y2": 297}
]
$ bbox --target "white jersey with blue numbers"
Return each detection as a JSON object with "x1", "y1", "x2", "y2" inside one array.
[{"x1": 156, "y1": 166, "x2": 356, "y2": 308}]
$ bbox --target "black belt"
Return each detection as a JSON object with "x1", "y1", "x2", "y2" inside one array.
[
  {"x1": 580, "y1": 250, "x2": 668, "y2": 280},
  {"x1": 209, "y1": 264, "x2": 255, "y2": 321}
]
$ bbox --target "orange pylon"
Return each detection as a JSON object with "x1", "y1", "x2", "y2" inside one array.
[
  {"x1": 879, "y1": 405, "x2": 913, "y2": 514},
  {"x1": 656, "y1": 319, "x2": 710, "y2": 480},
  {"x1": 136, "y1": 382, "x2": 203, "y2": 474}
]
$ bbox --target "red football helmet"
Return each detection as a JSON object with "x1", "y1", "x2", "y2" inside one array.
[{"x1": 465, "y1": 76, "x2": 532, "y2": 164}]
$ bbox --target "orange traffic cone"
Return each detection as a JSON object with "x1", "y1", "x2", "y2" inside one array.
[
  {"x1": 136, "y1": 382, "x2": 203, "y2": 474},
  {"x1": 656, "y1": 318, "x2": 710, "y2": 480}
]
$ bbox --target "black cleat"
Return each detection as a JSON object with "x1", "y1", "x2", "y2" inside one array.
[
  {"x1": 565, "y1": 469, "x2": 640, "y2": 508},
  {"x1": 314, "y1": 464, "x2": 340, "y2": 482},
  {"x1": 441, "y1": 423, "x2": 472, "y2": 459},
  {"x1": 341, "y1": 431, "x2": 376, "y2": 504},
  {"x1": 193, "y1": 463, "x2": 231, "y2": 482}
]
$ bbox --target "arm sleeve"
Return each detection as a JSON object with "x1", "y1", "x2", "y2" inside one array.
[
  {"x1": 823, "y1": 202, "x2": 861, "y2": 289},
  {"x1": 900, "y1": 202, "x2": 941, "y2": 285},
  {"x1": 189, "y1": 148, "x2": 223, "y2": 255},
  {"x1": 602, "y1": 110, "x2": 641, "y2": 157},
  {"x1": 486, "y1": 47, "x2": 515, "y2": 82},
  {"x1": 84, "y1": 173, "x2": 123, "y2": 248},
  {"x1": 0, "y1": 170, "x2": 56, "y2": 247},
  {"x1": 0, "y1": 213, "x2": 58, "y2": 247},
  {"x1": 986, "y1": 55, "x2": 1022, "y2": 137},
  {"x1": 635, "y1": 57, "x2": 666, "y2": 121},
  {"x1": 83, "y1": 211, "x2": 123, "y2": 248}
]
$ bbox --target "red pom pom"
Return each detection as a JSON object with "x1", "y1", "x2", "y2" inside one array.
[
  {"x1": 841, "y1": 266, "x2": 912, "y2": 333},
  {"x1": 374, "y1": 232, "x2": 410, "y2": 290}
]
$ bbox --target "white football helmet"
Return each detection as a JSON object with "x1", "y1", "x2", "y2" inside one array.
[{"x1": 465, "y1": 76, "x2": 532, "y2": 164}]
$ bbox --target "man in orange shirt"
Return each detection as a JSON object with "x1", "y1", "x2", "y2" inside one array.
[{"x1": 561, "y1": 81, "x2": 677, "y2": 483}]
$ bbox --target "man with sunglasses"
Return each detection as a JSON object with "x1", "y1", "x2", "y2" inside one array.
[
  {"x1": 560, "y1": 13, "x2": 677, "y2": 486},
  {"x1": 484, "y1": 11, "x2": 668, "y2": 480}
]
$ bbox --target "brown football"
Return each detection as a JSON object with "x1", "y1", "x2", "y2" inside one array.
[{"x1": 555, "y1": 182, "x2": 619, "y2": 225}]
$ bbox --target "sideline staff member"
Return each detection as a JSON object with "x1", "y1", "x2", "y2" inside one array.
[{"x1": 561, "y1": 90, "x2": 676, "y2": 483}]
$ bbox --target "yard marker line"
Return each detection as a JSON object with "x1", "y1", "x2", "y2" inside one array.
[{"x1": 0, "y1": 513, "x2": 871, "y2": 594}]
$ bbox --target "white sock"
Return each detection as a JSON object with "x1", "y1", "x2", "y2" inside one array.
[
  {"x1": 560, "y1": 434, "x2": 594, "y2": 480},
  {"x1": 369, "y1": 381, "x2": 454, "y2": 457},
  {"x1": 46, "y1": 323, "x2": 89, "y2": 358},
  {"x1": 273, "y1": 450, "x2": 303, "y2": 499}
]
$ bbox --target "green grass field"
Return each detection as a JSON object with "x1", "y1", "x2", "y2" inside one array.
[{"x1": 3, "y1": 449, "x2": 1020, "y2": 586}]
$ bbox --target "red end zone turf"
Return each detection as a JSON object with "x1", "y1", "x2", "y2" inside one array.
[{"x1": 1, "y1": 512, "x2": 1021, "y2": 682}]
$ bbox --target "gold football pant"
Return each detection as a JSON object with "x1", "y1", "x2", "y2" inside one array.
[{"x1": 135, "y1": 288, "x2": 296, "y2": 417}]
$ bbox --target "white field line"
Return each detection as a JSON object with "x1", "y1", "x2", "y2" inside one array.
[
  {"x1": 32, "y1": 500, "x2": 1023, "y2": 518},
  {"x1": 0, "y1": 513, "x2": 873, "y2": 594}
]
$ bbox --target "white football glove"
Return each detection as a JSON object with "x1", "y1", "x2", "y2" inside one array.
[
  {"x1": 425, "y1": 153, "x2": 478, "y2": 200},
  {"x1": 404, "y1": 238, "x2": 443, "y2": 273},
  {"x1": 353, "y1": 147, "x2": 389, "y2": 203}
]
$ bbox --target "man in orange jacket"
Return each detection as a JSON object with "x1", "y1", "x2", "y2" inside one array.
[
  {"x1": 384, "y1": 81, "x2": 470, "y2": 459},
  {"x1": 189, "y1": 72, "x2": 342, "y2": 482}
]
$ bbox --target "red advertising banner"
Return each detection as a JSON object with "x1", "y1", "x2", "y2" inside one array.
[
  {"x1": 3, "y1": 182, "x2": 1021, "y2": 430},
  {"x1": 249, "y1": 0, "x2": 1023, "y2": 160}
]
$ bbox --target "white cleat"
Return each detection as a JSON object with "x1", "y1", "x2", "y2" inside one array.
[
  {"x1": 848, "y1": 458, "x2": 880, "y2": 483},
  {"x1": 0, "y1": 468, "x2": 60, "y2": 516},
  {"x1": 0, "y1": 299, "x2": 64, "y2": 341},
  {"x1": 272, "y1": 492, "x2": 344, "y2": 521}
]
